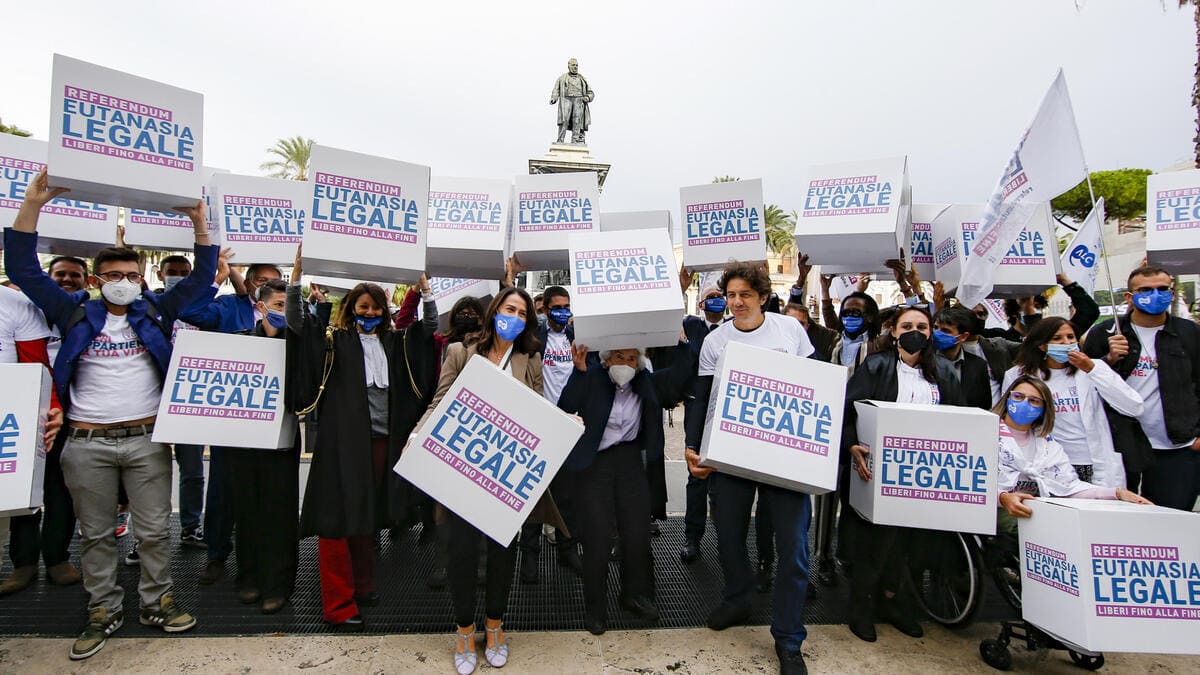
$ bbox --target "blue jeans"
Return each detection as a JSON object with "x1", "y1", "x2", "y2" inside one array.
[
  {"x1": 204, "y1": 446, "x2": 234, "y2": 561},
  {"x1": 173, "y1": 444, "x2": 205, "y2": 531},
  {"x1": 710, "y1": 472, "x2": 812, "y2": 651}
]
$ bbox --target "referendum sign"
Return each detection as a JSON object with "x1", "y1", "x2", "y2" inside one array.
[
  {"x1": 397, "y1": 355, "x2": 583, "y2": 545},
  {"x1": 0, "y1": 365, "x2": 50, "y2": 517},
  {"x1": 211, "y1": 173, "x2": 309, "y2": 263},
  {"x1": 511, "y1": 171, "x2": 600, "y2": 270},
  {"x1": 48, "y1": 54, "x2": 205, "y2": 212},
  {"x1": 679, "y1": 179, "x2": 765, "y2": 272},
  {"x1": 932, "y1": 202, "x2": 1060, "y2": 298},
  {"x1": 153, "y1": 331, "x2": 296, "y2": 450},
  {"x1": 1146, "y1": 168, "x2": 1200, "y2": 273},
  {"x1": 123, "y1": 167, "x2": 226, "y2": 251},
  {"x1": 426, "y1": 176, "x2": 510, "y2": 279},
  {"x1": 302, "y1": 144, "x2": 430, "y2": 283}
]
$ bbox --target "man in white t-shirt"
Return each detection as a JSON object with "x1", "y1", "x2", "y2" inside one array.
[
  {"x1": 1084, "y1": 265, "x2": 1200, "y2": 511},
  {"x1": 4, "y1": 170, "x2": 218, "y2": 660},
  {"x1": 683, "y1": 263, "x2": 815, "y2": 675}
]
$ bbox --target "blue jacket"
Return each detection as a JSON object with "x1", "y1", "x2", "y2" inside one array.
[
  {"x1": 178, "y1": 291, "x2": 256, "y2": 334},
  {"x1": 3, "y1": 228, "x2": 219, "y2": 411}
]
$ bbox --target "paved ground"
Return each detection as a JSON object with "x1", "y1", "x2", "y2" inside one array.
[{"x1": 2, "y1": 623, "x2": 1197, "y2": 673}]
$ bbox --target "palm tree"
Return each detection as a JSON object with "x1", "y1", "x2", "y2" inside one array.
[
  {"x1": 764, "y1": 204, "x2": 796, "y2": 257},
  {"x1": 1183, "y1": 1, "x2": 1200, "y2": 167},
  {"x1": 0, "y1": 117, "x2": 32, "y2": 137},
  {"x1": 260, "y1": 136, "x2": 314, "y2": 180}
]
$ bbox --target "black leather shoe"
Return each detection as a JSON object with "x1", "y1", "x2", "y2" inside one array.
[
  {"x1": 775, "y1": 642, "x2": 808, "y2": 675},
  {"x1": 847, "y1": 600, "x2": 877, "y2": 642},
  {"x1": 198, "y1": 560, "x2": 225, "y2": 585},
  {"x1": 558, "y1": 544, "x2": 583, "y2": 575},
  {"x1": 880, "y1": 595, "x2": 923, "y2": 638},
  {"x1": 238, "y1": 588, "x2": 261, "y2": 604},
  {"x1": 679, "y1": 540, "x2": 701, "y2": 563},
  {"x1": 619, "y1": 595, "x2": 660, "y2": 622},
  {"x1": 330, "y1": 615, "x2": 365, "y2": 632},
  {"x1": 586, "y1": 617, "x2": 606, "y2": 635},
  {"x1": 706, "y1": 603, "x2": 750, "y2": 630},
  {"x1": 355, "y1": 591, "x2": 380, "y2": 607}
]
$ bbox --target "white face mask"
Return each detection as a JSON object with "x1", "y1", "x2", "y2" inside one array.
[
  {"x1": 607, "y1": 364, "x2": 637, "y2": 387},
  {"x1": 163, "y1": 275, "x2": 185, "y2": 291},
  {"x1": 100, "y1": 279, "x2": 142, "y2": 306}
]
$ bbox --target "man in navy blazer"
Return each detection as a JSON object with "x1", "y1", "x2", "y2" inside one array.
[{"x1": 556, "y1": 339, "x2": 694, "y2": 635}]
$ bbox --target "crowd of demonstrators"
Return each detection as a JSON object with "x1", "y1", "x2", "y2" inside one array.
[{"x1": 2, "y1": 166, "x2": 1199, "y2": 675}]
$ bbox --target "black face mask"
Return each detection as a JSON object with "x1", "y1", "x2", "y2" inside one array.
[
  {"x1": 452, "y1": 314, "x2": 480, "y2": 332},
  {"x1": 897, "y1": 330, "x2": 929, "y2": 354}
]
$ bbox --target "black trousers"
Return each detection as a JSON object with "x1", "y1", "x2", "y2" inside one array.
[
  {"x1": 1128, "y1": 447, "x2": 1200, "y2": 511},
  {"x1": 227, "y1": 444, "x2": 300, "y2": 599},
  {"x1": 518, "y1": 473, "x2": 577, "y2": 554},
  {"x1": 8, "y1": 435, "x2": 75, "y2": 568},
  {"x1": 842, "y1": 508, "x2": 915, "y2": 600},
  {"x1": 566, "y1": 442, "x2": 654, "y2": 620},
  {"x1": 447, "y1": 510, "x2": 517, "y2": 628},
  {"x1": 683, "y1": 472, "x2": 709, "y2": 542}
]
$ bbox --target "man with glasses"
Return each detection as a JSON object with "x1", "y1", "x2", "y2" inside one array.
[
  {"x1": 1084, "y1": 265, "x2": 1200, "y2": 510},
  {"x1": 4, "y1": 170, "x2": 217, "y2": 659}
]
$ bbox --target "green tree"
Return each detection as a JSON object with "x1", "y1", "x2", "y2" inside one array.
[
  {"x1": 764, "y1": 205, "x2": 796, "y2": 257},
  {"x1": 260, "y1": 136, "x2": 314, "y2": 180},
  {"x1": 0, "y1": 117, "x2": 32, "y2": 137},
  {"x1": 1050, "y1": 169, "x2": 1152, "y2": 221},
  {"x1": 1183, "y1": 1, "x2": 1200, "y2": 167}
]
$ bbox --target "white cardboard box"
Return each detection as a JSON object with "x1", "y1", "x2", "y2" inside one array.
[
  {"x1": 600, "y1": 210, "x2": 672, "y2": 233},
  {"x1": 0, "y1": 364, "x2": 51, "y2": 516},
  {"x1": 1146, "y1": 169, "x2": 1200, "y2": 274},
  {"x1": 1019, "y1": 498, "x2": 1200, "y2": 654},
  {"x1": 426, "y1": 177, "x2": 510, "y2": 279},
  {"x1": 0, "y1": 134, "x2": 117, "y2": 257},
  {"x1": 679, "y1": 179, "x2": 766, "y2": 272},
  {"x1": 211, "y1": 173, "x2": 309, "y2": 264},
  {"x1": 48, "y1": 54, "x2": 204, "y2": 212},
  {"x1": 850, "y1": 401, "x2": 999, "y2": 535},
  {"x1": 301, "y1": 275, "x2": 396, "y2": 301},
  {"x1": 511, "y1": 172, "x2": 600, "y2": 270},
  {"x1": 303, "y1": 144, "x2": 430, "y2": 284},
  {"x1": 568, "y1": 228, "x2": 684, "y2": 351},
  {"x1": 424, "y1": 277, "x2": 499, "y2": 319},
  {"x1": 152, "y1": 331, "x2": 296, "y2": 450},
  {"x1": 123, "y1": 166, "x2": 226, "y2": 251},
  {"x1": 907, "y1": 204, "x2": 950, "y2": 281},
  {"x1": 932, "y1": 202, "x2": 1061, "y2": 298},
  {"x1": 699, "y1": 341, "x2": 847, "y2": 494},
  {"x1": 794, "y1": 157, "x2": 910, "y2": 273},
  {"x1": 395, "y1": 355, "x2": 583, "y2": 545}
]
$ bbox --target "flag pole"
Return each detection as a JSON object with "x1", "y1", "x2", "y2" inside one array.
[{"x1": 1083, "y1": 170, "x2": 1121, "y2": 332}]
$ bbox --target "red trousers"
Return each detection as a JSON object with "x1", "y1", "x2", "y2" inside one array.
[{"x1": 318, "y1": 437, "x2": 388, "y2": 623}]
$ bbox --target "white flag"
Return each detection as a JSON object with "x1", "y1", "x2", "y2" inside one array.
[
  {"x1": 984, "y1": 299, "x2": 1008, "y2": 331},
  {"x1": 958, "y1": 70, "x2": 1089, "y2": 309},
  {"x1": 830, "y1": 274, "x2": 865, "y2": 301},
  {"x1": 1060, "y1": 197, "x2": 1104, "y2": 294}
]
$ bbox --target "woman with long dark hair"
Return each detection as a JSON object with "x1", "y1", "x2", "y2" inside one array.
[
  {"x1": 286, "y1": 249, "x2": 438, "y2": 632},
  {"x1": 841, "y1": 305, "x2": 966, "y2": 642},
  {"x1": 1003, "y1": 317, "x2": 1142, "y2": 486}
]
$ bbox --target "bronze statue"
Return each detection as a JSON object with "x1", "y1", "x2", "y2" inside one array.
[{"x1": 550, "y1": 58, "x2": 595, "y2": 145}]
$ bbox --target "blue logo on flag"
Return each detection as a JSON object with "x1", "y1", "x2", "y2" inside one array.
[{"x1": 1068, "y1": 245, "x2": 1096, "y2": 268}]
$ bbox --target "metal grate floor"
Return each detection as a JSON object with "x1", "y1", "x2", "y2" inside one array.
[{"x1": 0, "y1": 516, "x2": 1017, "y2": 637}]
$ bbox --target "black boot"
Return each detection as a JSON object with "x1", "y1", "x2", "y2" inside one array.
[
  {"x1": 847, "y1": 592, "x2": 876, "y2": 642},
  {"x1": 880, "y1": 591, "x2": 924, "y2": 638}
]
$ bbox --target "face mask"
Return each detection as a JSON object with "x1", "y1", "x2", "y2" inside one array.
[
  {"x1": 897, "y1": 330, "x2": 929, "y2": 354},
  {"x1": 548, "y1": 308, "x2": 572, "y2": 326},
  {"x1": 607, "y1": 364, "x2": 637, "y2": 387},
  {"x1": 162, "y1": 275, "x2": 185, "y2": 291},
  {"x1": 494, "y1": 313, "x2": 525, "y2": 342},
  {"x1": 452, "y1": 314, "x2": 480, "y2": 332},
  {"x1": 1045, "y1": 342, "x2": 1078, "y2": 364},
  {"x1": 703, "y1": 297, "x2": 727, "y2": 314},
  {"x1": 1132, "y1": 289, "x2": 1173, "y2": 316},
  {"x1": 1021, "y1": 313, "x2": 1043, "y2": 327},
  {"x1": 841, "y1": 315, "x2": 865, "y2": 336},
  {"x1": 356, "y1": 315, "x2": 383, "y2": 332},
  {"x1": 265, "y1": 309, "x2": 287, "y2": 330},
  {"x1": 931, "y1": 329, "x2": 959, "y2": 352},
  {"x1": 100, "y1": 279, "x2": 141, "y2": 306},
  {"x1": 1006, "y1": 396, "x2": 1045, "y2": 425}
]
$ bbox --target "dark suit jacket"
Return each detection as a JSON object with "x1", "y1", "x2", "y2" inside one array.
[
  {"x1": 938, "y1": 351, "x2": 993, "y2": 411},
  {"x1": 842, "y1": 350, "x2": 968, "y2": 454}
]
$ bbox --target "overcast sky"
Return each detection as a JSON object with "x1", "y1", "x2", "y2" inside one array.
[{"x1": 1, "y1": 1, "x2": 1194, "y2": 219}]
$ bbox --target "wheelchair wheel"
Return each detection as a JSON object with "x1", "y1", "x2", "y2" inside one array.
[
  {"x1": 980, "y1": 639, "x2": 1013, "y2": 671},
  {"x1": 1069, "y1": 650, "x2": 1105, "y2": 671},
  {"x1": 991, "y1": 559, "x2": 1022, "y2": 611},
  {"x1": 909, "y1": 531, "x2": 985, "y2": 626}
]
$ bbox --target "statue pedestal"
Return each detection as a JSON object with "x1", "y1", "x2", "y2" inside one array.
[{"x1": 528, "y1": 143, "x2": 611, "y2": 190}]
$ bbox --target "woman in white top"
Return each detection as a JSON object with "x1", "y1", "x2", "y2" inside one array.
[{"x1": 1001, "y1": 316, "x2": 1142, "y2": 488}]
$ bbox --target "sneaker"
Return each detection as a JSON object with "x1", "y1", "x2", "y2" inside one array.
[
  {"x1": 139, "y1": 592, "x2": 197, "y2": 633},
  {"x1": 114, "y1": 511, "x2": 131, "y2": 538},
  {"x1": 180, "y1": 527, "x2": 207, "y2": 549},
  {"x1": 70, "y1": 606, "x2": 124, "y2": 660},
  {"x1": 124, "y1": 542, "x2": 141, "y2": 566}
]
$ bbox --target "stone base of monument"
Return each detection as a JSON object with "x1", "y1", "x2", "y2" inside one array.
[{"x1": 528, "y1": 143, "x2": 611, "y2": 190}]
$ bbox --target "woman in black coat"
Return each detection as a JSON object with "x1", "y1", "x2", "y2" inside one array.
[{"x1": 841, "y1": 305, "x2": 966, "y2": 643}]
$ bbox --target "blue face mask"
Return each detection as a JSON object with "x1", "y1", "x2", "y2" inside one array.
[
  {"x1": 548, "y1": 308, "x2": 572, "y2": 326},
  {"x1": 494, "y1": 313, "x2": 525, "y2": 342},
  {"x1": 1006, "y1": 396, "x2": 1045, "y2": 426},
  {"x1": 703, "y1": 297, "x2": 727, "y2": 314},
  {"x1": 1132, "y1": 289, "x2": 1173, "y2": 316},
  {"x1": 356, "y1": 315, "x2": 384, "y2": 332},
  {"x1": 931, "y1": 329, "x2": 959, "y2": 351},
  {"x1": 1045, "y1": 342, "x2": 1078, "y2": 364},
  {"x1": 841, "y1": 315, "x2": 865, "y2": 335},
  {"x1": 266, "y1": 309, "x2": 287, "y2": 330}
]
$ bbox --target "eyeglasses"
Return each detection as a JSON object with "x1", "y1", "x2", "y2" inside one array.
[
  {"x1": 1132, "y1": 286, "x2": 1172, "y2": 294},
  {"x1": 1009, "y1": 391, "x2": 1044, "y2": 407},
  {"x1": 97, "y1": 271, "x2": 143, "y2": 283}
]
